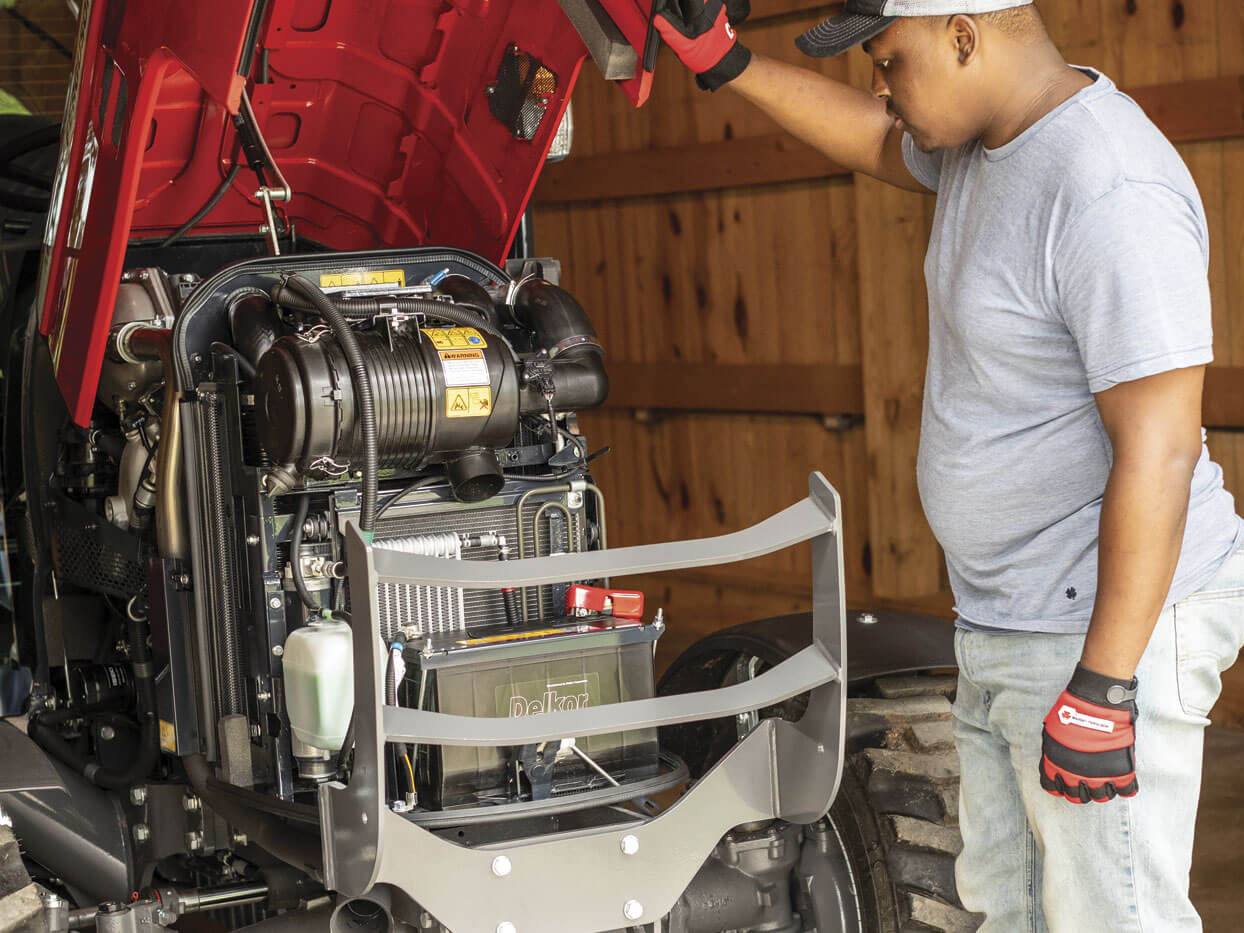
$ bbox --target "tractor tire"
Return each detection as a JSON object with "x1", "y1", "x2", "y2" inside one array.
[
  {"x1": 0, "y1": 824, "x2": 41, "y2": 933},
  {"x1": 831, "y1": 673, "x2": 982, "y2": 933}
]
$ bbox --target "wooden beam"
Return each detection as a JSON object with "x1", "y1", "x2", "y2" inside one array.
[
  {"x1": 747, "y1": 0, "x2": 835, "y2": 22},
  {"x1": 536, "y1": 132, "x2": 849, "y2": 203},
  {"x1": 602, "y1": 362, "x2": 864, "y2": 415},
  {"x1": 1204, "y1": 367, "x2": 1244, "y2": 429},
  {"x1": 536, "y1": 75, "x2": 1244, "y2": 204},
  {"x1": 1128, "y1": 76, "x2": 1244, "y2": 145},
  {"x1": 603, "y1": 362, "x2": 1244, "y2": 427}
]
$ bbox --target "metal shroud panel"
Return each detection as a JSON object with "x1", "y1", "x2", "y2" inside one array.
[{"x1": 320, "y1": 471, "x2": 847, "y2": 932}]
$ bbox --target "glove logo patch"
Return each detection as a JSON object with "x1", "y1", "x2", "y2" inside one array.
[
  {"x1": 725, "y1": 22, "x2": 736, "y2": 39},
  {"x1": 1058, "y1": 705, "x2": 1115, "y2": 733}
]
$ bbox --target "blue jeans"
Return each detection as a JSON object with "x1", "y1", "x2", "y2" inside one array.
[{"x1": 953, "y1": 545, "x2": 1244, "y2": 931}]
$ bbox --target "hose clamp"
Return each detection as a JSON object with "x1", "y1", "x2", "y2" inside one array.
[
  {"x1": 548, "y1": 334, "x2": 602, "y2": 359},
  {"x1": 113, "y1": 320, "x2": 151, "y2": 365}
]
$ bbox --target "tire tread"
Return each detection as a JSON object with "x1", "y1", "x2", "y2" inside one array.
[{"x1": 848, "y1": 675, "x2": 983, "y2": 932}]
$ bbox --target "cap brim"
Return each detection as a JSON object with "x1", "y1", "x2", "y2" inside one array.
[{"x1": 796, "y1": 12, "x2": 895, "y2": 58}]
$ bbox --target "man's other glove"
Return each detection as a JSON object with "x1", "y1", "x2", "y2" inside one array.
[
  {"x1": 1040, "y1": 664, "x2": 1139, "y2": 804},
  {"x1": 655, "y1": 0, "x2": 753, "y2": 91}
]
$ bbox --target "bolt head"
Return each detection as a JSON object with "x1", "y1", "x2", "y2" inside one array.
[
  {"x1": 271, "y1": 645, "x2": 284, "y2": 657},
  {"x1": 858, "y1": 612, "x2": 879, "y2": 626},
  {"x1": 132, "y1": 824, "x2": 150, "y2": 844},
  {"x1": 99, "y1": 725, "x2": 116, "y2": 741},
  {"x1": 623, "y1": 900, "x2": 644, "y2": 921},
  {"x1": 247, "y1": 534, "x2": 261, "y2": 546},
  {"x1": 184, "y1": 830, "x2": 203, "y2": 851},
  {"x1": 496, "y1": 924, "x2": 515, "y2": 933},
  {"x1": 269, "y1": 596, "x2": 283, "y2": 610},
  {"x1": 620, "y1": 834, "x2": 640, "y2": 856},
  {"x1": 182, "y1": 795, "x2": 201, "y2": 812},
  {"x1": 491, "y1": 855, "x2": 512, "y2": 877},
  {"x1": 129, "y1": 786, "x2": 147, "y2": 806},
  {"x1": 177, "y1": 573, "x2": 191, "y2": 586}
]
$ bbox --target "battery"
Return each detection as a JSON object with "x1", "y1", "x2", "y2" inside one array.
[{"x1": 408, "y1": 620, "x2": 661, "y2": 810}]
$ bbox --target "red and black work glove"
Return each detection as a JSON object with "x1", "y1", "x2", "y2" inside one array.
[
  {"x1": 1040, "y1": 664, "x2": 1139, "y2": 804},
  {"x1": 655, "y1": 0, "x2": 753, "y2": 91}
]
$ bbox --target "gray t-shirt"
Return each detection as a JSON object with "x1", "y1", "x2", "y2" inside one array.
[{"x1": 903, "y1": 69, "x2": 1243, "y2": 634}]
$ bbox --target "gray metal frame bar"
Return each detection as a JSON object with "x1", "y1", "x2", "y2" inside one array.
[
  {"x1": 320, "y1": 472, "x2": 848, "y2": 933},
  {"x1": 383, "y1": 643, "x2": 836, "y2": 746},
  {"x1": 372, "y1": 496, "x2": 833, "y2": 588}
]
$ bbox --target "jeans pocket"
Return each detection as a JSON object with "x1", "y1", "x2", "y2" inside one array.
[{"x1": 1172, "y1": 595, "x2": 1244, "y2": 720}]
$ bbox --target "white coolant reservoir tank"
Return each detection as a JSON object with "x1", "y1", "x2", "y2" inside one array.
[{"x1": 283, "y1": 617, "x2": 354, "y2": 751}]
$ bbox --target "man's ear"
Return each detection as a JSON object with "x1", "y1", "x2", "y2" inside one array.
[{"x1": 948, "y1": 14, "x2": 979, "y2": 65}]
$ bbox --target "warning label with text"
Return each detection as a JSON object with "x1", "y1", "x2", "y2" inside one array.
[
  {"x1": 445, "y1": 386, "x2": 492, "y2": 419},
  {"x1": 318, "y1": 268, "x2": 406, "y2": 292},
  {"x1": 439, "y1": 349, "x2": 490, "y2": 387},
  {"x1": 422, "y1": 327, "x2": 488, "y2": 350}
]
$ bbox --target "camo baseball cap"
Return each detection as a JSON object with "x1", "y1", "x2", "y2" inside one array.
[{"x1": 796, "y1": 0, "x2": 1034, "y2": 57}]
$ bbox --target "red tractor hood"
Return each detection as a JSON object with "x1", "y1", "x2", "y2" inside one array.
[{"x1": 38, "y1": 0, "x2": 651, "y2": 425}]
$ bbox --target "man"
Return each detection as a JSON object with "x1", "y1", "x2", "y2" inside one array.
[{"x1": 655, "y1": 0, "x2": 1244, "y2": 929}]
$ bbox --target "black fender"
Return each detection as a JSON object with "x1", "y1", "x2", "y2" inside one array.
[
  {"x1": 657, "y1": 609, "x2": 956, "y2": 697},
  {"x1": 656, "y1": 609, "x2": 956, "y2": 779}
]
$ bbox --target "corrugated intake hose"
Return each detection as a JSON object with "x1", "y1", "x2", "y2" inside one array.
[
  {"x1": 27, "y1": 618, "x2": 160, "y2": 790},
  {"x1": 201, "y1": 391, "x2": 245, "y2": 716},
  {"x1": 182, "y1": 754, "x2": 323, "y2": 878},
  {"x1": 272, "y1": 274, "x2": 378, "y2": 532}
]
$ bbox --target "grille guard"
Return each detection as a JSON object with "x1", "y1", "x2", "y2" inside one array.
[{"x1": 320, "y1": 472, "x2": 846, "y2": 932}]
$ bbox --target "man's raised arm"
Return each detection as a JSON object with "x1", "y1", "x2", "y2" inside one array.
[{"x1": 654, "y1": 1, "x2": 924, "y2": 191}]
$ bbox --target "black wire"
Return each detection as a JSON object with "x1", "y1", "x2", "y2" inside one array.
[
  {"x1": 279, "y1": 275, "x2": 380, "y2": 532},
  {"x1": 210, "y1": 341, "x2": 257, "y2": 380},
  {"x1": 161, "y1": 162, "x2": 243, "y2": 247},
  {"x1": 289, "y1": 494, "x2": 318, "y2": 612},
  {"x1": 503, "y1": 469, "x2": 580, "y2": 483},
  {"x1": 336, "y1": 710, "x2": 355, "y2": 779},
  {"x1": 374, "y1": 475, "x2": 442, "y2": 524}
]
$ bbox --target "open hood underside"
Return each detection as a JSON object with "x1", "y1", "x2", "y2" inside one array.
[{"x1": 39, "y1": 0, "x2": 652, "y2": 424}]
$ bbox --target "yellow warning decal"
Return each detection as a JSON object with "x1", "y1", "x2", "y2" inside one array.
[
  {"x1": 457, "y1": 627, "x2": 565, "y2": 647},
  {"x1": 318, "y1": 268, "x2": 406, "y2": 289},
  {"x1": 445, "y1": 386, "x2": 492, "y2": 418},
  {"x1": 159, "y1": 719, "x2": 178, "y2": 754},
  {"x1": 422, "y1": 326, "x2": 488, "y2": 350}
]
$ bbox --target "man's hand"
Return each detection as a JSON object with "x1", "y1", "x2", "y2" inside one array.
[
  {"x1": 1040, "y1": 664, "x2": 1139, "y2": 804},
  {"x1": 655, "y1": 0, "x2": 753, "y2": 91}
]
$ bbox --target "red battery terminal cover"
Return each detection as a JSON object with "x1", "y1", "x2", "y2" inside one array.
[{"x1": 565, "y1": 584, "x2": 646, "y2": 621}]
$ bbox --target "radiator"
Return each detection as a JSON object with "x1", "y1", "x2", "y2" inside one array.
[{"x1": 369, "y1": 493, "x2": 586, "y2": 638}]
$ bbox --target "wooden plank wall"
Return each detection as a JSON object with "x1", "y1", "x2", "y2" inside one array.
[
  {"x1": 533, "y1": 0, "x2": 1244, "y2": 725},
  {"x1": 0, "y1": 1, "x2": 76, "y2": 116}
]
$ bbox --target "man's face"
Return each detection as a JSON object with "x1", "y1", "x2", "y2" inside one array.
[{"x1": 863, "y1": 18, "x2": 983, "y2": 152}]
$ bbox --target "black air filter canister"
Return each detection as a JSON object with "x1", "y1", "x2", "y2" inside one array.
[{"x1": 255, "y1": 327, "x2": 518, "y2": 472}]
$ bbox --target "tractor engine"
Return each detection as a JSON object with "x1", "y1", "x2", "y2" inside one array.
[
  {"x1": 23, "y1": 248, "x2": 684, "y2": 890},
  {"x1": 15, "y1": 248, "x2": 838, "y2": 933}
]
